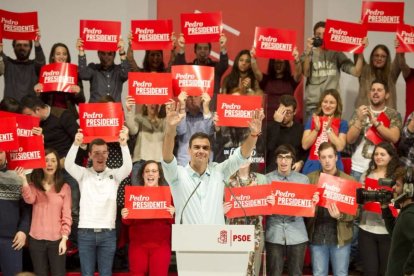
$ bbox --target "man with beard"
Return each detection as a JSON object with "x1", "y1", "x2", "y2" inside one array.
[
  {"x1": 266, "y1": 95, "x2": 306, "y2": 172},
  {"x1": 382, "y1": 167, "x2": 414, "y2": 276},
  {"x1": 173, "y1": 33, "x2": 229, "y2": 109},
  {"x1": 76, "y1": 38, "x2": 129, "y2": 103},
  {"x1": 0, "y1": 31, "x2": 46, "y2": 101},
  {"x1": 346, "y1": 79, "x2": 402, "y2": 182},
  {"x1": 162, "y1": 100, "x2": 263, "y2": 225}
]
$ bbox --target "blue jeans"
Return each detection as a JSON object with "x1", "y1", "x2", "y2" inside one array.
[
  {"x1": 310, "y1": 243, "x2": 351, "y2": 276},
  {"x1": 78, "y1": 229, "x2": 116, "y2": 276}
]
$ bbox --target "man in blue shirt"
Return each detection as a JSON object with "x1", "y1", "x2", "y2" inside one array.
[
  {"x1": 265, "y1": 144, "x2": 318, "y2": 276},
  {"x1": 162, "y1": 100, "x2": 264, "y2": 224}
]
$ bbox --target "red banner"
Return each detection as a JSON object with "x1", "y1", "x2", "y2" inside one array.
[
  {"x1": 309, "y1": 116, "x2": 341, "y2": 160},
  {"x1": 270, "y1": 181, "x2": 318, "y2": 217},
  {"x1": 0, "y1": 117, "x2": 18, "y2": 151},
  {"x1": 317, "y1": 173, "x2": 362, "y2": 215},
  {"x1": 39, "y1": 63, "x2": 78, "y2": 93},
  {"x1": 365, "y1": 112, "x2": 390, "y2": 145},
  {"x1": 79, "y1": 103, "x2": 124, "y2": 143},
  {"x1": 253, "y1": 27, "x2": 296, "y2": 60},
  {"x1": 216, "y1": 95, "x2": 262, "y2": 127},
  {"x1": 324, "y1": 19, "x2": 366, "y2": 54},
  {"x1": 180, "y1": 12, "x2": 222, "y2": 43},
  {"x1": 397, "y1": 24, "x2": 414, "y2": 53},
  {"x1": 171, "y1": 65, "x2": 214, "y2": 96},
  {"x1": 6, "y1": 135, "x2": 45, "y2": 169},
  {"x1": 0, "y1": 111, "x2": 40, "y2": 138},
  {"x1": 363, "y1": 178, "x2": 398, "y2": 217},
  {"x1": 128, "y1": 72, "x2": 172, "y2": 104},
  {"x1": 80, "y1": 20, "x2": 121, "y2": 51},
  {"x1": 224, "y1": 184, "x2": 273, "y2": 219},
  {"x1": 361, "y1": 1, "x2": 404, "y2": 32},
  {"x1": 124, "y1": 186, "x2": 172, "y2": 219},
  {"x1": 131, "y1": 20, "x2": 172, "y2": 50},
  {"x1": 0, "y1": 10, "x2": 38, "y2": 40}
]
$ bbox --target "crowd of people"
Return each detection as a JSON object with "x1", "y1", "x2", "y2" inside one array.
[{"x1": 0, "y1": 18, "x2": 413, "y2": 276}]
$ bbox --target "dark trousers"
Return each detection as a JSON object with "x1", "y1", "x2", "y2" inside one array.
[
  {"x1": 0, "y1": 237, "x2": 23, "y2": 276},
  {"x1": 29, "y1": 237, "x2": 66, "y2": 276},
  {"x1": 266, "y1": 241, "x2": 307, "y2": 276},
  {"x1": 358, "y1": 228, "x2": 391, "y2": 276}
]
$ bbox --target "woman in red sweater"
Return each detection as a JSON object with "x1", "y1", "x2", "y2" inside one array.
[
  {"x1": 121, "y1": 160, "x2": 174, "y2": 276},
  {"x1": 17, "y1": 148, "x2": 72, "y2": 276}
]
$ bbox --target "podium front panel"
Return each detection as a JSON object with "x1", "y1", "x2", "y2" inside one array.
[{"x1": 172, "y1": 224, "x2": 255, "y2": 252}]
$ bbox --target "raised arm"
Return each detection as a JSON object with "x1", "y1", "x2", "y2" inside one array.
[
  {"x1": 241, "y1": 109, "x2": 265, "y2": 158},
  {"x1": 162, "y1": 100, "x2": 186, "y2": 163}
]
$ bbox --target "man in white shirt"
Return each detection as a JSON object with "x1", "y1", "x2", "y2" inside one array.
[{"x1": 65, "y1": 127, "x2": 132, "y2": 276}]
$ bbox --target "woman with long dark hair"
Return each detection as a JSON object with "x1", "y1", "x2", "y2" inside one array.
[
  {"x1": 222, "y1": 49, "x2": 262, "y2": 95},
  {"x1": 34, "y1": 42, "x2": 85, "y2": 119},
  {"x1": 358, "y1": 142, "x2": 400, "y2": 276},
  {"x1": 121, "y1": 160, "x2": 174, "y2": 276},
  {"x1": 17, "y1": 148, "x2": 72, "y2": 276}
]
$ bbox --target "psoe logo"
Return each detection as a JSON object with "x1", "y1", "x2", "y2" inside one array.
[{"x1": 217, "y1": 230, "x2": 228, "y2": 244}]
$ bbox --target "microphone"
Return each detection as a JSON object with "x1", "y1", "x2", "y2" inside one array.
[
  {"x1": 224, "y1": 180, "x2": 248, "y2": 223},
  {"x1": 180, "y1": 181, "x2": 202, "y2": 224}
]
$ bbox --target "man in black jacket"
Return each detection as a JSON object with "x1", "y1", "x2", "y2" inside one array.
[{"x1": 383, "y1": 167, "x2": 414, "y2": 276}]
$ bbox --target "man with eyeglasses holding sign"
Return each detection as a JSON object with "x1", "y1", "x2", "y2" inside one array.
[
  {"x1": 64, "y1": 127, "x2": 132, "y2": 276},
  {"x1": 265, "y1": 144, "x2": 319, "y2": 276},
  {"x1": 161, "y1": 100, "x2": 264, "y2": 225}
]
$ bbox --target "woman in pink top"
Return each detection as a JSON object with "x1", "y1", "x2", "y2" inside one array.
[{"x1": 16, "y1": 148, "x2": 72, "y2": 276}]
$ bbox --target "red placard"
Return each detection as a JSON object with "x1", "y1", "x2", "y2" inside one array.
[
  {"x1": 0, "y1": 117, "x2": 18, "y2": 151},
  {"x1": 270, "y1": 181, "x2": 318, "y2": 217},
  {"x1": 324, "y1": 19, "x2": 366, "y2": 54},
  {"x1": 317, "y1": 173, "x2": 362, "y2": 215},
  {"x1": 361, "y1": 1, "x2": 404, "y2": 32},
  {"x1": 363, "y1": 178, "x2": 398, "y2": 217},
  {"x1": 80, "y1": 20, "x2": 121, "y2": 51},
  {"x1": 171, "y1": 65, "x2": 214, "y2": 96},
  {"x1": 124, "y1": 186, "x2": 172, "y2": 219},
  {"x1": 308, "y1": 116, "x2": 341, "y2": 160},
  {"x1": 79, "y1": 103, "x2": 124, "y2": 143},
  {"x1": 128, "y1": 72, "x2": 172, "y2": 104},
  {"x1": 253, "y1": 27, "x2": 296, "y2": 60},
  {"x1": 180, "y1": 12, "x2": 222, "y2": 43},
  {"x1": 0, "y1": 111, "x2": 40, "y2": 137},
  {"x1": 216, "y1": 95, "x2": 262, "y2": 127},
  {"x1": 131, "y1": 20, "x2": 172, "y2": 50},
  {"x1": 6, "y1": 135, "x2": 45, "y2": 169},
  {"x1": 39, "y1": 63, "x2": 78, "y2": 93},
  {"x1": 0, "y1": 10, "x2": 38, "y2": 40},
  {"x1": 365, "y1": 112, "x2": 391, "y2": 145},
  {"x1": 224, "y1": 184, "x2": 273, "y2": 219},
  {"x1": 397, "y1": 24, "x2": 414, "y2": 53}
]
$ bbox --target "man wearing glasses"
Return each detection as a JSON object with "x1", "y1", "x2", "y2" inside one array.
[
  {"x1": 0, "y1": 30, "x2": 46, "y2": 101},
  {"x1": 265, "y1": 144, "x2": 318, "y2": 276},
  {"x1": 65, "y1": 127, "x2": 132, "y2": 276}
]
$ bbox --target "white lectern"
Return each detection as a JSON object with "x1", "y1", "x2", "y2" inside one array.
[{"x1": 172, "y1": 224, "x2": 255, "y2": 276}]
